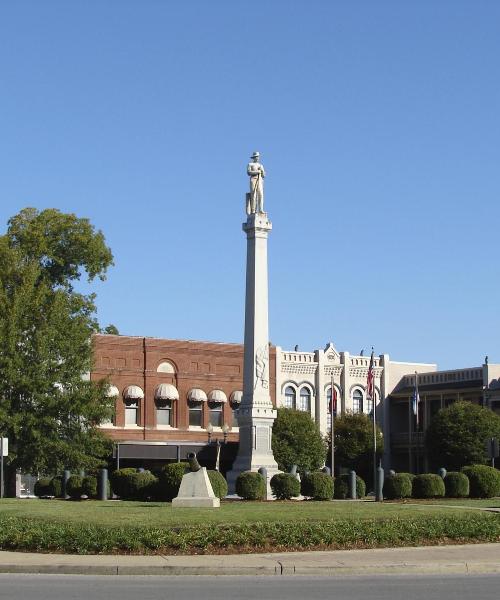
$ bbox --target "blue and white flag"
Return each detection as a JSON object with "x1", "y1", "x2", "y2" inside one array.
[{"x1": 412, "y1": 374, "x2": 420, "y2": 427}]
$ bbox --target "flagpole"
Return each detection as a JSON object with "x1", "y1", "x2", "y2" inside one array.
[
  {"x1": 330, "y1": 373, "x2": 335, "y2": 478},
  {"x1": 372, "y1": 388, "x2": 377, "y2": 494},
  {"x1": 415, "y1": 371, "x2": 420, "y2": 475},
  {"x1": 366, "y1": 348, "x2": 377, "y2": 494},
  {"x1": 372, "y1": 352, "x2": 377, "y2": 495},
  {"x1": 408, "y1": 393, "x2": 412, "y2": 473}
]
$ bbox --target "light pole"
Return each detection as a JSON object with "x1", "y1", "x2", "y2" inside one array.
[{"x1": 222, "y1": 423, "x2": 230, "y2": 444}]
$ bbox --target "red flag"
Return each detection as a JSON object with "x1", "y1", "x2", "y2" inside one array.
[{"x1": 366, "y1": 349, "x2": 375, "y2": 399}]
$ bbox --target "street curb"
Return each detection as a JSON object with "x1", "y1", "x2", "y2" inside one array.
[{"x1": 1, "y1": 562, "x2": 500, "y2": 577}]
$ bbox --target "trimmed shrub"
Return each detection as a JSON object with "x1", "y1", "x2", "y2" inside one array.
[
  {"x1": 81, "y1": 476, "x2": 98, "y2": 499},
  {"x1": 301, "y1": 472, "x2": 334, "y2": 500},
  {"x1": 333, "y1": 473, "x2": 366, "y2": 499},
  {"x1": 34, "y1": 477, "x2": 53, "y2": 497},
  {"x1": 157, "y1": 462, "x2": 189, "y2": 501},
  {"x1": 110, "y1": 468, "x2": 137, "y2": 498},
  {"x1": 270, "y1": 473, "x2": 300, "y2": 500},
  {"x1": 207, "y1": 470, "x2": 228, "y2": 499},
  {"x1": 444, "y1": 472, "x2": 469, "y2": 498},
  {"x1": 383, "y1": 473, "x2": 413, "y2": 499},
  {"x1": 66, "y1": 475, "x2": 83, "y2": 500},
  {"x1": 412, "y1": 474, "x2": 445, "y2": 499},
  {"x1": 49, "y1": 476, "x2": 63, "y2": 498},
  {"x1": 462, "y1": 465, "x2": 500, "y2": 498},
  {"x1": 236, "y1": 471, "x2": 266, "y2": 500},
  {"x1": 125, "y1": 471, "x2": 158, "y2": 501}
]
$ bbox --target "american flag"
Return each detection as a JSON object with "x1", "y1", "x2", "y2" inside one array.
[
  {"x1": 331, "y1": 385, "x2": 338, "y2": 416},
  {"x1": 366, "y1": 349, "x2": 375, "y2": 400}
]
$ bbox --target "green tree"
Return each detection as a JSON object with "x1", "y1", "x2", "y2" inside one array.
[
  {"x1": 0, "y1": 208, "x2": 114, "y2": 493},
  {"x1": 272, "y1": 408, "x2": 327, "y2": 473},
  {"x1": 102, "y1": 324, "x2": 119, "y2": 335},
  {"x1": 330, "y1": 412, "x2": 384, "y2": 484},
  {"x1": 426, "y1": 401, "x2": 500, "y2": 470}
]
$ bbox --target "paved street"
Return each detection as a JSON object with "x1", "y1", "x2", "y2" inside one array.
[{"x1": 0, "y1": 573, "x2": 500, "y2": 600}]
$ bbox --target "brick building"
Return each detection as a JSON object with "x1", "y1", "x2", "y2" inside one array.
[
  {"x1": 92, "y1": 333, "x2": 500, "y2": 473},
  {"x1": 91, "y1": 334, "x2": 276, "y2": 468}
]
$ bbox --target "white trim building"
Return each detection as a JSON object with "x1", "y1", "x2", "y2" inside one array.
[{"x1": 275, "y1": 342, "x2": 436, "y2": 469}]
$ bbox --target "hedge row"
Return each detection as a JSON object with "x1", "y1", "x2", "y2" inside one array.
[
  {"x1": 109, "y1": 465, "x2": 228, "y2": 501},
  {"x1": 384, "y1": 466, "x2": 500, "y2": 500},
  {"x1": 0, "y1": 513, "x2": 499, "y2": 554}
]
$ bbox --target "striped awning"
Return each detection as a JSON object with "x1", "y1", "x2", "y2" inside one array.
[
  {"x1": 208, "y1": 389, "x2": 227, "y2": 403},
  {"x1": 106, "y1": 385, "x2": 120, "y2": 398},
  {"x1": 230, "y1": 390, "x2": 243, "y2": 405},
  {"x1": 123, "y1": 385, "x2": 144, "y2": 400},
  {"x1": 187, "y1": 388, "x2": 207, "y2": 402},
  {"x1": 155, "y1": 383, "x2": 179, "y2": 401}
]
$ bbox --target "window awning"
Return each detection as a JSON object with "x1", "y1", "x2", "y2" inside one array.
[
  {"x1": 208, "y1": 389, "x2": 227, "y2": 403},
  {"x1": 155, "y1": 383, "x2": 179, "y2": 401},
  {"x1": 187, "y1": 388, "x2": 207, "y2": 402},
  {"x1": 230, "y1": 390, "x2": 243, "y2": 405},
  {"x1": 107, "y1": 385, "x2": 120, "y2": 398},
  {"x1": 123, "y1": 385, "x2": 144, "y2": 400}
]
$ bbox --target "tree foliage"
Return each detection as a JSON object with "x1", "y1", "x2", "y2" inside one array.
[
  {"x1": 425, "y1": 401, "x2": 500, "y2": 470},
  {"x1": 330, "y1": 412, "x2": 384, "y2": 483},
  {"x1": 0, "y1": 208, "x2": 114, "y2": 488},
  {"x1": 272, "y1": 408, "x2": 327, "y2": 473}
]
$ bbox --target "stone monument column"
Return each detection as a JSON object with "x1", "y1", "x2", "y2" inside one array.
[{"x1": 227, "y1": 153, "x2": 279, "y2": 495}]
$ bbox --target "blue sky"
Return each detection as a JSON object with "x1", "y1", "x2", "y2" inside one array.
[{"x1": 1, "y1": 1, "x2": 499, "y2": 369}]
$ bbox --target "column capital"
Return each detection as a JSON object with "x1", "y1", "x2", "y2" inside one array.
[{"x1": 243, "y1": 212, "x2": 272, "y2": 235}]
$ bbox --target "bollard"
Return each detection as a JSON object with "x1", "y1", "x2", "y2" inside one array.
[
  {"x1": 258, "y1": 467, "x2": 268, "y2": 499},
  {"x1": 376, "y1": 465, "x2": 384, "y2": 502},
  {"x1": 349, "y1": 470, "x2": 357, "y2": 500},
  {"x1": 438, "y1": 467, "x2": 447, "y2": 479},
  {"x1": 98, "y1": 468, "x2": 108, "y2": 501},
  {"x1": 63, "y1": 470, "x2": 71, "y2": 499}
]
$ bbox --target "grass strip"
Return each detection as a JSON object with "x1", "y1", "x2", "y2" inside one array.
[{"x1": 0, "y1": 512, "x2": 499, "y2": 555}]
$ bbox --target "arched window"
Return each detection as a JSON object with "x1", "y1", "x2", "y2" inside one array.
[
  {"x1": 125, "y1": 400, "x2": 139, "y2": 425},
  {"x1": 230, "y1": 391, "x2": 242, "y2": 427},
  {"x1": 366, "y1": 390, "x2": 378, "y2": 416},
  {"x1": 207, "y1": 389, "x2": 226, "y2": 427},
  {"x1": 155, "y1": 383, "x2": 178, "y2": 427},
  {"x1": 123, "y1": 386, "x2": 143, "y2": 426},
  {"x1": 352, "y1": 389, "x2": 363, "y2": 414},
  {"x1": 298, "y1": 387, "x2": 311, "y2": 412},
  {"x1": 284, "y1": 386, "x2": 296, "y2": 409},
  {"x1": 187, "y1": 389, "x2": 207, "y2": 427},
  {"x1": 157, "y1": 361, "x2": 175, "y2": 373},
  {"x1": 208, "y1": 401, "x2": 223, "y2": 427},
  {"x1": 156, "y1": 399, "x2": 172, "y2": 425},
  {"x1": 101, "y1": 385, "x2": 119, "y2": 426}
]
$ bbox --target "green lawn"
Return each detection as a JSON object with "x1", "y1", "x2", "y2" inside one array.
[
  {"x1": 0, "y1": 497, "x2": 496, "y2": 527},
  {"x1": 1, "y1": 498, "x2": 499, "y2": 554},
  {"x1": 405, "y1": 498, "x2": 500, "y2": 508}
]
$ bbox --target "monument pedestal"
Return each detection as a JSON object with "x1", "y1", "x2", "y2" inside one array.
[
  {"x1": 227, "y1": 208, "x2": 280, "y2": 496},
  {"x1": 172, "y1": 467, "x2": 220, "y2": 508}
]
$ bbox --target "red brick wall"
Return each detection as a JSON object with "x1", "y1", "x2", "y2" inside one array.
[{"x1": 91, "y1": 334, "x2": 276, "y2": 444}]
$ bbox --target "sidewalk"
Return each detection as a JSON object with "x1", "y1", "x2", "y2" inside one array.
[{"x1": 0, "y1": 543, "x2": 499, "y2": 576}]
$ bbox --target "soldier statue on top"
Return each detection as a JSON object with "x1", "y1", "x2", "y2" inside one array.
[{"x1": 246, "y1": 151, "x2": 266, "y2": 215}]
